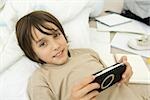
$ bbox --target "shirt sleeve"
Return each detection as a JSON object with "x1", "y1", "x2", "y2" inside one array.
[
  {"x1": 27, "y1": 70, "x2": 55, "y2": 100},
  {"x1": 87, "y1": 48, "x2": 107, "y2": 68}
]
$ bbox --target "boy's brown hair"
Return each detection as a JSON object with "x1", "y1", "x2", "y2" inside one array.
[{"x1": 16, "y1": 10, "x2": 68, "y2": 64}]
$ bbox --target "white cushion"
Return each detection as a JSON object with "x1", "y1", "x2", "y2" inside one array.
[
  {"x1": 0, "y1": 56, "x2": 38, "y2": 100},
  {"x1": 0, "y1": 32, "x2": 24, "y2": 73}
]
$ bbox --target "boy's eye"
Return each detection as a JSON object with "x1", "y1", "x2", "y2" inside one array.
[{"x1": 39, "y1": 42, "x2": 47, "y2": 47}]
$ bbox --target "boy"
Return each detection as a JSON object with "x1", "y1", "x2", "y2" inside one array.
[{"x1": 16, "y1": 11, "x2": 138, "y2": 100}]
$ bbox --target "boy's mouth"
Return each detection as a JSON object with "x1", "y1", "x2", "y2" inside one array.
[{"x1": 53, "y1": 50, "x2": 64, "y2": 58}]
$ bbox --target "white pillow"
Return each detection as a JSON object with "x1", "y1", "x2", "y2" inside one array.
[
  {"x1": 63, "y1": 8, "x2": 91, "y2": 48},
  {"x1": 0, "y1": 56, "x2": 38, "y2": 100},
  {"x1": 7, "y1": 0, "x2": 104, "y2": 48},
  {"x1": 0, "y1": 26, "x2": 10, "y2": 53},
  {"x1": 9, "y1": 0, "x2": 91, "y2": 48},
  {"x1": 32, "y1": 0, "x2": 91, "y2": 48},
  {"x1": 87, "y1": 0, "x2": 104, "y2": 17},
  {"x1": 0, "y1": 32, "x2": 24, "y2": 73},
  {"x1": 63, "y1": 0, "x2": 104, "y2": 48}
]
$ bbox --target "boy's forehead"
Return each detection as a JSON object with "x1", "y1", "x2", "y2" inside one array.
[
  {"x1": 45, "y1": 22, "x2": 58, "y2": 30},
  {"x1": 31, "y1": 28, "x2": 44, "y2": 42},
  {"x1": 31, "y1": 22, "x2": 59, "y2": 42}
]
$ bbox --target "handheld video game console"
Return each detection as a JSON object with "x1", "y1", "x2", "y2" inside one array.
[{"x1": 92, "y1": 63, "x2": 126, "y2": 92}]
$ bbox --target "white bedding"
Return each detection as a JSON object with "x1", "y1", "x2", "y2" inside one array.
[
  {"x1": 0, "y1": 32, "x2": 23, "y2": 73},
  {"x1": 0, "y1": 56, "x2": 38, "y2": 100},
  {"x1": 0, "y1": 0, "x2": 105, "y2": 100}
]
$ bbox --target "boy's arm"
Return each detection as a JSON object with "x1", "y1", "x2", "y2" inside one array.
[
  {"x1": 88, "y1": 49, "x2": 107, "y2": 68},
  {"x1": 28, "y1": 72, "x2": 55, "y2": 100}
]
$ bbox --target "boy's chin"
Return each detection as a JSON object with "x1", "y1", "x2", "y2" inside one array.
[
  {"x1": 54, "y1": 56, "x2": 68, "y2": 65},
  {"x1": 59, "y1": 57, "x2": 68, "y2": 65}
]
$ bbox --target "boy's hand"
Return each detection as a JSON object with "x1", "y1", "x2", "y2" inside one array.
[
  {"x1": 118, "y1": 56, "x2": 133, "y2": 85},
  {"x1": 70, "y1": 76, "x2": 100, "y2": 100}
]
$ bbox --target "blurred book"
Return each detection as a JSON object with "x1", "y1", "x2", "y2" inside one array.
[
  {"x1": 110, "y1": 33, "x2": 150, "y2": 58},
  {"x1": 115, "y1": 54, "x2": 150, "y2": 84},
  {"x1": 96, "y1": 14, "x2": 132, "y2": 27},
  {"x1": 99, "y1": 53, "x2": 150, "y2": 84},
  {"x1": 96, "y1": 14, "x2": 146, "y2": 34}
]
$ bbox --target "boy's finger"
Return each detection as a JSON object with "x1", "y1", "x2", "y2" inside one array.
[
  {"x1": 72, "y1": 75, "x2": 95, "y2": 91},
  {"x1": 119, "y1": 62, "x2": 133, "y2": 85},
  {"x1": 118, "y1": 56, "x2": 127, "y2": 63},
  {"x1": 77, "y1": 83, "x2": 100, "y2": 97},
  {"x1": 122, "y1": 62, "x2": 132, "y2": 78}
]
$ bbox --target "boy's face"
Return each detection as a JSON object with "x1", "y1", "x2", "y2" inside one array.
[{"x1": 31, "y1": 23, "x2": 68, "y2": 65}]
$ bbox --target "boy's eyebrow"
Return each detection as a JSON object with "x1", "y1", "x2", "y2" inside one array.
[
  {"x1": 48, "y1": 28, "x2": 59, "y2": 33},
  {"x1": 35, "y1": 38, "x2": 44, "y2": 44},
  {"x1": 40, "y1": 24, "x2": 59, "y2": 33},
  {"x1": 32, "y1": 28, "x2": 60, "y2": 43}
]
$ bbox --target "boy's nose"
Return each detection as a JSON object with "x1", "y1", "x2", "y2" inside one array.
[{"x1": 51, "y1": 40, "x2": 60, "y2": 51}]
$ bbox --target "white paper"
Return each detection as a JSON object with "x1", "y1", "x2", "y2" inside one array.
[
  {"x1": 96, "y1": 14, "x2": 132, "y2": 27},
  {"x1": 99, "y1": 53, "x2": 150, "y2": 84},
  {"x1": 111, "y1": 33, "x2": 150, "y2": 58},
  {"x1": 115, "y1": 54, "x2": 150, "y2": 84},
  {"x1": 89, "y1": 28, "x2": 111, "y2": 54},
  {"x1": 97, "y1": 19, "x2": 147, "y2": 34}
]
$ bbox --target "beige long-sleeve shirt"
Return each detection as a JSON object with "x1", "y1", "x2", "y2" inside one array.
[{"x1": 28, "y1": 48, "x2": 142, "y2": 100}]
